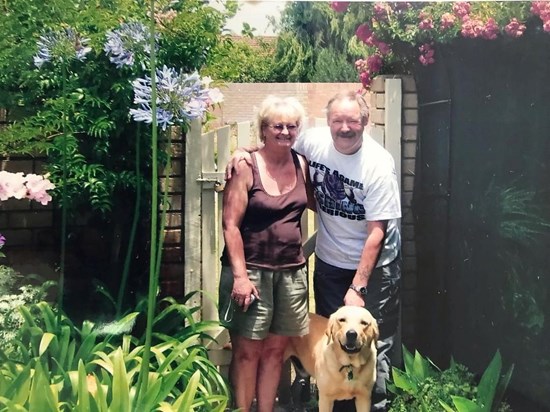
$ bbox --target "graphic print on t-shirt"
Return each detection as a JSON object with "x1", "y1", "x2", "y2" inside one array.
[{"x1": 310, "y1": 160, "x2": 366, "y2": 221}]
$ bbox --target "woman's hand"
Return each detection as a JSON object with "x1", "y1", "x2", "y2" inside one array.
[{"x1": 231, "y1": 275, "x2": 259, "y2": 312}]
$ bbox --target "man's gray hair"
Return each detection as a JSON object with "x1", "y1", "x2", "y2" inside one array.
[{"x1": 325, "y1": 91, "x2": 369, "y2": 122}]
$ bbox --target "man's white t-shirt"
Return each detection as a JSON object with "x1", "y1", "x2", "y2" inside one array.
[{"x1": 293, "y1": 126, "x2": 401, "y2": 270}]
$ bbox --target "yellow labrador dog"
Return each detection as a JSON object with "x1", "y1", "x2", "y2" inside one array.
[{"x1": 285, "y1": 306, "x2": 379, "y2": 412}]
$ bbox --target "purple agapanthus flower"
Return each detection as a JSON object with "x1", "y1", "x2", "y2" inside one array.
[
  {"x1": 130, "y1": 65, "x2": 217, "y2": 129},
  {"x1": 104, "y1": 22, "x2": 156, "y2": 69},
  {"x1": 34, "y1": 27, "x2": 91, "y2": 68},
  {"x1": 0, "y1": 234, "x2": 5, "y2": 248}
]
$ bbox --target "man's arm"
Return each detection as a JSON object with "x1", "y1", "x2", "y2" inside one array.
[
  {"x1": 224, "y1": 145, "x2": 262, "y2": 180},
  {"x1": 344, "y1": 220, "x2": 387, "y2": 306}
]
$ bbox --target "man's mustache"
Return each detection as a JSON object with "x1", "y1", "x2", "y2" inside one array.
[{"x1": 337, "y1": 131, "x2": 356, "y2": 138}]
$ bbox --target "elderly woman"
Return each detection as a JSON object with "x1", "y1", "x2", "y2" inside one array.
[{"x1": 219, "y1": 96, "x2": 312, "y2": 412}]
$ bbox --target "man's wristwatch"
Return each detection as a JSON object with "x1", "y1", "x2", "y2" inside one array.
[{"x1": 349, "y1": 284, "x2": 368, "y2": 296}]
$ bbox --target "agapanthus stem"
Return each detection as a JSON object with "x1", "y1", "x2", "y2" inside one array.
[
  {"x1": 136, "y1": 0, "x2": 159, "y2": 404},
  {"x1": 57, "y1": 62, "x2": 68, "y2": 320},
  {"x1": 116, "y1": 123, "x2": 142, "y2": 317},
  {"x1": 155, "y1": 128, "x2": 172, "y2": 284}
]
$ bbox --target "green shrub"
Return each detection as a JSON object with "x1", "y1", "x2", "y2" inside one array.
[
  {"x1": 0, "y1": 297, "x2": 230, "y2": 411},
  {"x1": 0, "y1": 266, "x2": 55, "y2": 352},
  {"x1": 388, "y1": 346, "x2": 513, "y2": 412}
]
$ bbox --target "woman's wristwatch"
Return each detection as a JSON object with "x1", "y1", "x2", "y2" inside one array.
[{"x1": 349, "y1": 284, "x2": 368, "y2": 296}]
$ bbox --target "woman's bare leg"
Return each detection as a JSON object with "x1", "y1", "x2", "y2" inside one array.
[
  {"x1": 229, "y1": 332, "x2": 263, "y2": 412},
  {"x1": 256, "y1": 334, "x2": 290, "y2": 412}
]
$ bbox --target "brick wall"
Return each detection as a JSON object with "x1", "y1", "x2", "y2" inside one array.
[
  {"x1": 369, "y1": 75, "x2": 419, "y2": 347},
  {"x1": 210, "y1": 82, "x2": 363, "y2": 127}
]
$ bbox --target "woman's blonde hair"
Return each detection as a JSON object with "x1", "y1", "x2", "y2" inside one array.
[{"x1": 255, "y1": 95, "x2": 306, "y2": 143}]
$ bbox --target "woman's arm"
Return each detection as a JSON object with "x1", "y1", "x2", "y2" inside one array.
[{"x1": 222, "y1": 161, "x2": 258, "y2": 310}]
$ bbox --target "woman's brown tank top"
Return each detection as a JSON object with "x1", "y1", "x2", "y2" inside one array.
[{"x1": 221, "y1": 149, "x2": 307, "y2": 270}]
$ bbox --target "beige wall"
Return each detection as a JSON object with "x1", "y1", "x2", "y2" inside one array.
[{"x1": 211, "y1": 82, "x2": 363, "y2": 127}]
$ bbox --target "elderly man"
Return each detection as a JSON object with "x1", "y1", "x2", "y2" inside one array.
[{"x1": 295, "y1": 91, "x2": 401, "y2": 412}]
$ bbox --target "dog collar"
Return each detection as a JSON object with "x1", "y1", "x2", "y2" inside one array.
[{"x1": 339, "y1": 364, "x2": 354, "y2": 380}]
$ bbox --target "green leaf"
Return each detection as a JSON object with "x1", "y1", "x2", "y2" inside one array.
[
  {"x1": 39, "y1": 333, "x2": 57, "y2": 356},
  {"x1": 172, "y1": 370, "x2": 200, "y2": 412},
  {"x1": 493, "y1": 363, "x2": 514, "y2": 412},
  {"x1": 477, "y1": 351, "x2": 502, "y2": 411},
  {"x1": 440, "y1": 400, "x2": 458, "y2": 412},
  {"x1": 452, "y1": 395, "x2": 484, "y2": 412},
  {"x1": 0, "y1": 396, "x2": 28, "y2": 411},
  {"x1": 402, "y1": 345, "x2": 415, "y2": 376},
  {"x1": 54, "y1": 325, "x2": 72, "y2": 370},
  {"x1": 75, "y1": 360, "x2": 91, "y2": 412},
  {"x1": 109, "y1": 348, "x2": 130, "y2": 412},
  {"x1": 5, "y1": 362, "x2": 32, "y2": 405},
  {"x1": 35, "y1": 302, "x2": 60, "y2": 332},
  {"x1": 28, "y1": 363, "x2": 57, "y2": 412},
  {"x1": 391, "y1": 367, "x2": 418, "y2": 394}
]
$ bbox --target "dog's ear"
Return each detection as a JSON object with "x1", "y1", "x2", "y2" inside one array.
[{"x1": 326, "y1": 313, "x2": 336, "y2": 344}]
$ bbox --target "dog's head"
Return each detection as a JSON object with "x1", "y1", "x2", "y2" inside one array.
[{"x1": 326, "y1": 306, "x2": 379, "y2": 355}]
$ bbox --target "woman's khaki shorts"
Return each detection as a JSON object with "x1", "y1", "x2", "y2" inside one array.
[{"x1": 218, "y1": 265, "x2": 309, "y2": 340}]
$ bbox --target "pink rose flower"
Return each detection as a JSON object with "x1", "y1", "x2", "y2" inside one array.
[
  {"x1": 359, "y1": 71, "x2": 373, "y2": 88},
  {"x1": 367, "y1": 54, "x2": 383, "y2": 73},
  {"x1": 375, "y1": 41, "x2": 392, "y2": 55},
  {"x1": 531, "y1": 1, "x2": 550, "y2": 21},
  {"x1": 440, "y1": 13, "x2": 457, "y2": 30},
  {"x1": 0, "y1": 171, "x2": 26, "y2": 201},
  {"x1": 25, "y1": 173, "x2": 56, "y2": 205},
  {"x1": 356, "y1": 23, "x2": 375, "y2": 45},
  {"x1": 482, "y1": 18, "x2": 500, "y2": 40},
  {"x1": 504, "y1": 18, "x2": 526, "y2": 38},
  {"x1": 452, "y1": 2, "x2": 471, "y2": 19},
  {"x1": 330, "y1": 2, "x2": 350, "y2": 13},
  {"x1": 419, "y1": 15, "x2": 434, "y2": 31},
  {"x1": 0, "y1": 171, "x2": 55, "y2": 205},
  {"x1": 461, "y1": 17, "x2": 484, "y2": 38},
  {"x1": 373, "y1": 2, "x2": 390, "y2": 21},
  {"x1": 419, "y1": 43, "x2": 435, "y2": 66},
  {"x1": 393, "y1": 2, "x2": 411, "y2": 11}
]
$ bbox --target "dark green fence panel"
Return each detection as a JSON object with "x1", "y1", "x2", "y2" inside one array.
[{"x1": 413, "y1": 30, "x2": 550, "y2": 410}]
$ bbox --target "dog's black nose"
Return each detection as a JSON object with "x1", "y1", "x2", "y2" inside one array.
[{"x1": 346, "y1": 329, "x2": 358, "y2": 343}]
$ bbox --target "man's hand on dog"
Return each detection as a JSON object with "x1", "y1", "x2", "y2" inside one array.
[{"x1": 344, "y1": 288, "x2": 365, "y2": 307}]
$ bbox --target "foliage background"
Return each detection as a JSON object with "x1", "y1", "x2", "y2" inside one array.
[{"x1": 0, "y1": 0, "x2": 240, "y2": 316}]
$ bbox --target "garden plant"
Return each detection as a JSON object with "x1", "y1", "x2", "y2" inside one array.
[
  {"x1": 0, "y1": 0, "x2": 234, "y2": 410},
  {"x1": 327, "y1": 1, "x2": 550, "y2": 89},
  {"x1": 388, "y1": 346, "x2": 513, "y2": 412}
]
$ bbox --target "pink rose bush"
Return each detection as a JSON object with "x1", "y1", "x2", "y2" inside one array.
[
  {"x1": 0, "y1": 171, "x2": 55, "y2": 205},
  {"x1": 333, "y1": 2, "x2": 550, "y2": 90}
]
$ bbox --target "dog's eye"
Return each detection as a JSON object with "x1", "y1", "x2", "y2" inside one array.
[
  {"x1": 338, "y1": 317, "x2": 346, "y2": 323},
  {"x1": 361, "y1": 320, "x2": 370, "y2": 326}
]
